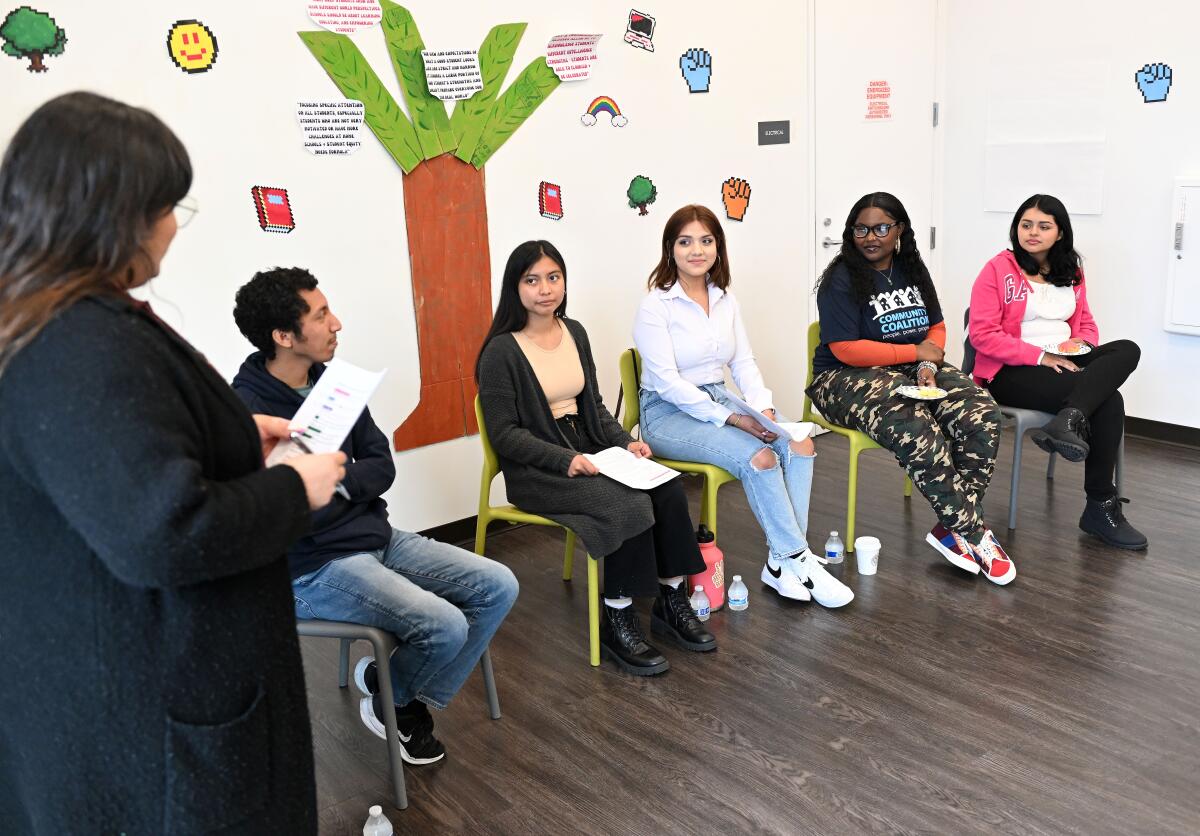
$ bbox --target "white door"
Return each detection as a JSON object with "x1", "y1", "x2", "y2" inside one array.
[{"x1": 810, "y1": 0, "x2": 940, "y2": 320}]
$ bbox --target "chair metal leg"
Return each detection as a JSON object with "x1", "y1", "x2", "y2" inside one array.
[
  {"x1": 1046, "y1": 450, "x2": 1057, "y2": 480},
  {"x1": 368, "y1": 630, "x2": 408, "y2": 810},
  {"x1": 846, "y1": 447, "x2": 861, "y2": 551},
  {"x1": 903, "y1": 475, "x2": 913, "y2": 497},
  {"x1": 480, "y1": 647, "x2": 501, "y2": 720},
  {"x1": 562, "y1": 530, "x2": 576, "y2": 581},
  {"x1": 338, "y1": 638, "x2": 351, "y2": 688},
  {"x1": 700, "y1": 475, "x2": 714, "y2": 534},
  {"x1": 587, "y1": 556, "x2": 600, "y2": 667},
  {"x1": 1009, "y1": 425, "x2": 1025, "y2": 530}
]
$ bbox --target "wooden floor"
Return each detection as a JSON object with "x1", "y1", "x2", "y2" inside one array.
[{"x1": 303, "y1": 428, "x2": 1200, "y2": 835}]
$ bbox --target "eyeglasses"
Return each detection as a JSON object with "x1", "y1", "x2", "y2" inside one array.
[
  {"x1": 174, "y1": 195, "x2": 199, "y2": 228},
  {"x1": 851, "y1": 222, "x2": 900, "y2": 239}
]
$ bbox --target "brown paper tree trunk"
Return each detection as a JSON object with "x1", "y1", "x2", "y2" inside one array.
[{"x1": 391, "y1": 154, "x2": 490, "y2": 451}]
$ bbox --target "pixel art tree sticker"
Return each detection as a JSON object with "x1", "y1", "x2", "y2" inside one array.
[
  {"x1": 300, "y1": 1, "x2": 560, "y2": 451},
  {"x1": 627, "y1": 175, "x2": 657, "y2": 215},
  {"x1": 0, "y1": 6, "x2": 66, "y2": 73}
]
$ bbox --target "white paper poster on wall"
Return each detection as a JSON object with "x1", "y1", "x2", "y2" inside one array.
[
  {"x1": 983, "y1": 141, "x2": 1105, "y2": 215},
  {"x1": 420, "y1": 50, "x2": 483, "y2": 101},
  {"x1": 983, "y1": 57, "x2": 1108, "y2": 214},
  {"x1": 296, "y1": 100, "x2": 365, "y2": 155}
]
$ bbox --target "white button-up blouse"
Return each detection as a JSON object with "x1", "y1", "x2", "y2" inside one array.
[{"x1": 633, "y1": 280, "x2": 773, "y2": 426}]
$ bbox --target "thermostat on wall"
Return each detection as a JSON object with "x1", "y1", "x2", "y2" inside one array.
[{"x1": 1166, "y1": 177, "x2": 1200, "y2": 336}]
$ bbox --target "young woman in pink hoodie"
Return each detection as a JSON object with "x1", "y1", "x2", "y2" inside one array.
[{"x1": 968, "y1": 194, "x2": 1145, "y2": 550}]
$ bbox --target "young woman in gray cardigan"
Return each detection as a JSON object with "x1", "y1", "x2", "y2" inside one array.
[{"x1": 477, "y1": 241, "x2": 716, "y2": 676}]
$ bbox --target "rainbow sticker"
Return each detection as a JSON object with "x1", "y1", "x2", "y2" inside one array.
[{"x1": 581, "y1": 96, "x2": 628, "y2": 127}]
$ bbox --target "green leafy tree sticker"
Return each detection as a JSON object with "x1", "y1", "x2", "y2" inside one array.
[
  {"x1": 627, "y1": 175, "x2": 657, "y2": 216},
  {"x1": 1, "y1": 6, "x2": 66, "y2": 73}
]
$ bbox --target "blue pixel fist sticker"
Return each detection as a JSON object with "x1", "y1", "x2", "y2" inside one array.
[
  {"x1": 1135, "y1": 62, "x2": 1172, "y2": 103},
  {"x1": 680, "y1": 48, "x2": 711, "y2": 93}
]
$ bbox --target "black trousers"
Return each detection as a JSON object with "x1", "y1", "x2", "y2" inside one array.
[
  {"x1": 986, "y1": 339, "x2": 1139, "y2": 499},
  {"x1": 558, "y1": 415, "x2": 705, "y2": 598}
]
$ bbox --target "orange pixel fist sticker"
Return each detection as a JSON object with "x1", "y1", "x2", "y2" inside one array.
[
  {"x1": 721, "y1": 177, "x2": 751, "y2": 221},
  {"x1": 167, "y1": 19, "x2": 218, "y2": 74}
]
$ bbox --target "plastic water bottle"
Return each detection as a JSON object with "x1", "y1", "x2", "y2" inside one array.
[
  {"x1": 689, "y1": 585, "x2": 711, "y2": 621},
  {"x1": 824, "y1": 531, "x2": 845, "y2": 565},
  {"x1": 363, "y1": 805, "x2": 393, "y2": 836},
  {"x1": 727, "y1": 575, "x2": 749, "y2": 611}
]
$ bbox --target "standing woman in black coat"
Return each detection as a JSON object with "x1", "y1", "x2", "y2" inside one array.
[
  {"x1": 476, "y1": 240, "x2": 715, "y2": 677},
  {"x1": 0, "y1": 93, "x2": 346, "y2": 834}
]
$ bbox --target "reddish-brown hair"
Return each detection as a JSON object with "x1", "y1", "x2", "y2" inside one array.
[{"x1": 646, "y1": 204, "x2": 731, "y2": 291}]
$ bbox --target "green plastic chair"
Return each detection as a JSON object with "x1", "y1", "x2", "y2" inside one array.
[
  {"x1": 473, "y1": 396, "x2": 601, "y2": 667},
  {"x1": 802, "y1": 322, "x2": 912, "y2": 551},
  {"x1": 618, "y1": 348, "x2": 739, "y2": 537}
]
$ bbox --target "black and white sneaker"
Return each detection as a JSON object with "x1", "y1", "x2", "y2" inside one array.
[
  {"x1": 353, "y1": 656, "x2": 378, "y2": 696},
  {"x1": 358, "y1": 694, "x2": 446, "y2": 765}
]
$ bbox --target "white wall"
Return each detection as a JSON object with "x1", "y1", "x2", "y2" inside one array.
[
  {"x1": 939, "y1": 0, "x2": 1200, "y2": 427},
  {"x1": 2, "y1": 1, "x2": 812, "y2": 529}
]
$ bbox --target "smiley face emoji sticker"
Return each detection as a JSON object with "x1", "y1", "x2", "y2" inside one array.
[{"x1": 167, "y1": 20, "x2": 218, "y2": 74}]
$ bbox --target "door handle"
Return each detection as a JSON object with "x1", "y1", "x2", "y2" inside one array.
[{"x1": 821, "y1": 236, "x2": 839, "y2": 248}]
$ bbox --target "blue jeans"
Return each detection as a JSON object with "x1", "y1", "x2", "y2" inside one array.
[
  {"x1": 640, "y1": 385, "x2": 816, "y2": 561},
  {"x1": 293, "y1": 528, "x2": 518, "y2": 709}
]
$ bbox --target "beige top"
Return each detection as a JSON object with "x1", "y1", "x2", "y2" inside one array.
[{"x1": 513, "y1": 323, "x2": 585, "y2": 419}]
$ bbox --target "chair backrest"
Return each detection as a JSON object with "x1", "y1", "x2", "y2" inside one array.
[
  {"x1": 618, "y1": 348, "x2": 640, "y2": 433},
  {"x1": 961, "y1": 307, "x2": 976, "y2": 375},
  {"x1": 473, "y1": 395, "x2": 500, "y2": 486},
  {"x1": 802, "y1": 321, "x2": 821, "y2": 422}
]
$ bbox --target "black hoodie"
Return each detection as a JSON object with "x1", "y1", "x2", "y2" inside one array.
[{"x1": 232, "y1": 352, "x2": 395, "y2": 579}]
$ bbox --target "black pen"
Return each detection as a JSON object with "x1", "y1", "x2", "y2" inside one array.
[{"x1": 290, "y1": 431, "x2": 351, "y2": 500}]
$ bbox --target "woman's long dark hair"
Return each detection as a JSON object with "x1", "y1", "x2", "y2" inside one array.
[
  {"x1": 474, "y1": 240, "x2": 567, "y2": 382},
  {"x1": 815, "y1": 192, "x2": 939, "y2": 309},
  {"x1": 0, "y1": 92, "x2": 192, "y2": 376},
  {"x1": 1009, "y1": 194, "x2": 1082, "y2": 287}
]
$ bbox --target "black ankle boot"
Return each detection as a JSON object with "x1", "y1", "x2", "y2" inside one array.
[
  {"x1": 1031, "y1": 407, "x2": 1090, "y2": 462},
  {"x1": 651, "y1": 584, "x2": 717, "y2": 652},
  {"x1": 600, "y1": 604, "x2": 669, "y2": 675},
  {"x1": 1079, "y1": 495, "x2": 1148, "y2": 550}
]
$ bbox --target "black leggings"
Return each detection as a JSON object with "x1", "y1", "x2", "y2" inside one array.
[
  {"x1": 557, "y1": 416, "x2": 704, "y2": 598},
  {"x1": 986, "y1": 339, "x2": 1139, "y2": 499}
]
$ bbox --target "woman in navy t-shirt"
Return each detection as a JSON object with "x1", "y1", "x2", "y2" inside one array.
[{"x1": 807, "y1": 192, "x2": 1014, "y2": 585}]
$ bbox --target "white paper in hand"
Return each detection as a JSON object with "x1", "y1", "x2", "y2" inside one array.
[
  {"x1": 265, "y1": 358, "x2": 387, "y2": 467},
  {"x1": 583, "y1": 447, "x2": 680, "y2": 490},
  {"x1": 721, "y1": 390, "x2": 815, "y2": 441}
]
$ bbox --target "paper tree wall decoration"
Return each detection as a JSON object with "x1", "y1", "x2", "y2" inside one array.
[{"x1": 300, "y1": 1, "x2": 560, "y2": 451}]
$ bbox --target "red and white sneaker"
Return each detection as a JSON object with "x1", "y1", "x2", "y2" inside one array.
[
  {"x1": 925, "y1": 523, "x2": 980, "y2": 575},
  {"x1": 971, "y1": 529, "x2": 1016, "y2": 586}
]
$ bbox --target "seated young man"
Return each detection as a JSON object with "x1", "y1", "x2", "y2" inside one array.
[{"x1": 231, "y1": 267, "x2": 518, "y2": 765}]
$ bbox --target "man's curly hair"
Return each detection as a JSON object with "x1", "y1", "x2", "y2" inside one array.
[{"x1": 233, "y1": 267, "x2": 319, "y2": 359}]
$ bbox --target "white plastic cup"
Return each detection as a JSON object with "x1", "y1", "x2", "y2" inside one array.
[{"x1": 854, "y1": 536, "x2": 881, "y2": 575}]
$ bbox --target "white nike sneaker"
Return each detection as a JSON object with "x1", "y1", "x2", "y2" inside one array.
[
  {"x1": 791, "y1": 550, "x2": 855, "y2": 608},
  {"x1": 761, "y1": 553, "x2": 812, "y2": 601}
]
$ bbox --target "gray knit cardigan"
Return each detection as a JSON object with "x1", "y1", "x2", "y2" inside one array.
[{"x1": 477, "y1": 317, "x2": 654, "y2": 557}]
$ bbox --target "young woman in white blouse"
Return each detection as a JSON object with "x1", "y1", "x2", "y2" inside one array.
[
  {"x1": 634, "y1": 205, "x2": 853, "y2": 608},
  {"x1": 969, "y1": 194, "x2": 1145, "y2": 550}
]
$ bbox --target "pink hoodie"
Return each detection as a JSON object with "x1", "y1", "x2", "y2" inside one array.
[{"x1": 968, "y1": 250, "x2": 1099, "y2": 384}]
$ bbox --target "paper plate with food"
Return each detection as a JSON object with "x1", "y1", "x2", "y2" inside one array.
[
  {"x1": 1041, "y1": 340, "x2": 1091, "y2": 356},
  {"x1": 896, "y1": 385, "x2": 948, "y2": 401}
]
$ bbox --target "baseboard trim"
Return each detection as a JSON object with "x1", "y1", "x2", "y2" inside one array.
[{"x1": 1126, "y1": 417, "x2": 1200, "y2": 449}]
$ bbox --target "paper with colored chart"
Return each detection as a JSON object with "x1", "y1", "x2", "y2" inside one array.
[
  {"x1": 546, "y1": 34, "x2": 601, "y2": 81},
  {"x1": 721, "y1": 390, "x2": 815, "y2": 442},
  {"x1": 584, "y1": 447, "x2": 680, "y2": 491},
  {"x1": 265, "y1": 359, "x2": 387, "y2": 467}
]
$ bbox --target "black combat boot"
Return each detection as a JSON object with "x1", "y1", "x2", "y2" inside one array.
[{"x1": 1030, "y1": 407, "x2": 1090, "y2": 462}]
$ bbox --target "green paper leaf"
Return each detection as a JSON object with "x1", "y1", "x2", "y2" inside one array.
[
  {"x1": 452, "y1": 22, "x2": 526, "y2": 160},
  {"x1": 380, "y1": 1, "x2": 454, "y2": 159},
  {"x1": 469, "y1": 57, "x2": 559, "y2": 168},
  {"x1": 298, "y1": 30, "x2": 422, "y2": 173}
]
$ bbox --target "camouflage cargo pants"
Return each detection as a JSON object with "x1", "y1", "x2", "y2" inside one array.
[{"x1": 808, "y1": 363, "x2": 1002, "y2": 541}]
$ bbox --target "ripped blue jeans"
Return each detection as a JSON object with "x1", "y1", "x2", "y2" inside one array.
[{"x1": 639, "y1": 385, "x2": 815, "y2": 561}]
